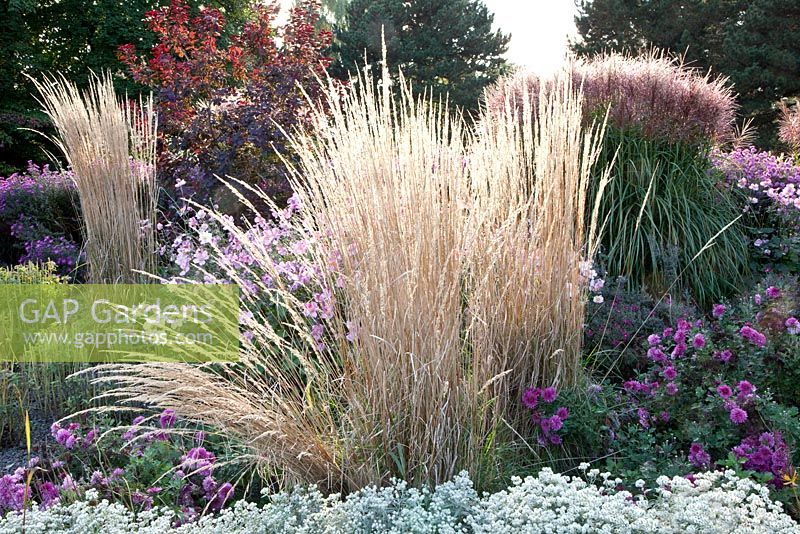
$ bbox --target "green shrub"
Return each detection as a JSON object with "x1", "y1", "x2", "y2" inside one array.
[{"x1": 591, "y1": 128, "x2": 749, "y2": 306}]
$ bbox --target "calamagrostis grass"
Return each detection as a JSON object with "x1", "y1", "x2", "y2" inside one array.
[
  {"x1": 31, "y1": 72, "x2": 157, "y2": 283},
  {"x1": 779, "y1": 101, "x2": 800, "y2": 151},
  {"x1": 89, "y1": 64, "x2": 606, "y2": 490},
  {"x1": 468, "y1": 74, "x2": 608, "y2": 427}
]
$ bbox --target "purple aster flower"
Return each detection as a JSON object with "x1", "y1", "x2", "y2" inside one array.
[
  {"x1": 637, "y1": 407, "x2": 650, "y2": 428},
  {"x1": 717, "y1": 384, "x2": 733, "y2": 399},
  {"x1": 739, "y1": 325, "x2": 766, "y2": 347},
  {"x1": 647, "y1": 347, "x2": 666, "y2": 362},
  {"x1": 733, "y1": 432, "x2": 791, "y2": 486},
  {"x1": 541, "y1": 386, "x2": 557, "y2": 403},
  {"x1": 521, "y1": 387, "x2": 540, "y2": 409},
  {"x1": 209, "y1": 482, "x2": 234, "y2": 512},
  {"x1": 662, "y1": 366, "x2": 677, "y2": 381},
  {"x1": 666, "y1": 382, "x2": 678, "y2": 395},
  {"x1": 730, "y1": 406, "x2": 748, "y2": 424},
  {"x1": 715, "y1": 349, "x2": 733, "y2": 363},
  {"x1": 547, "y1": 415, "x2": 564, "y2": 432},
  {"x1": 159, "y1": 409, "x2": 176, "y2": 429},
  {"x1": 766, "y1": 286, "x2": 781, "y2": 299},
  {"x1": 689, "y1": 442, "x2": 711, "y2": 468},
  {"x1": 712, "y1": 304, "x2": 726, "y2": 318},
  {"x1": 754, "y1": 294, "x2": 763, "y2": 305},
  {"x1": 786, "y1": 317, "x2": 800, "y2": 335},
  {"x1": 38, "y1": 481, "x2": 60, "y2": 509},
  {"x1": 692, "y1": 333, "x2": 706, "y2": 349},
  {"x1": 647, "y1": 334, "x2": 661, "y2": 346},
  {"x1": 737, "y1": 380, "x2": 755, "y2": 396},
  {"x1": 555, "y1": 406, "x2": 569, "y2": 420},
  {"x1": 83, "y1": 428, "x2": 98, "y2": 448},
  {"x1": 90, "y1": 471, "x2": 106, "y2": 486}
]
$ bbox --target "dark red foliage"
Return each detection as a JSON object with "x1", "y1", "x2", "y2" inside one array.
[{"x1": 118, "y1": 0, "x2": 331, "y2": 209}]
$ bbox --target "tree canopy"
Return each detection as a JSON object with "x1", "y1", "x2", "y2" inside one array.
[
  {"x1": 330, "y1": 0, "x2": 510, "y2": 113},
  {"x1": 573, "y1": 0, "x2": 800, "y2": 147},
  {"x1": 0, "y1": 0, "x2": 252, "y2": 173}
]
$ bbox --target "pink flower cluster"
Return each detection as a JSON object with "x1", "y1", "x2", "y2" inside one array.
[
  {"x1": 739, "y1": 325, "x2": 767, "y2": 347},
  {"x1": 522, "y1": 386, "x2": 570, "y2": 446},
  {"x1": 50, "y1": 422, "x2": 98, "y2": 450},
  {"x1": 711, "y1": 147, "x2": 800, "y2": 214},
  {"x1": 163, "y1": 195, "x2": 339, "y2": 350},
  {"x1": 717, "y1": 380, "x2": 755, "y2": 425}
]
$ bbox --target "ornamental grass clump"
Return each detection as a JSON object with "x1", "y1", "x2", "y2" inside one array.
[
  {"x1": 779, "y1": 101, "x2": 800, "y2": 151},
  {"x1": 31, "y1": 72, "x2": 158, "y2": 283},
  {"x1": 486, "y1": 51, "x2": 735, "y2": 146},
  {"x1": 486, "y1": 52, "x2": 748, "y2": 305},
  {"x1": 91, "y1": 62, "x2": 605, "y2": 491},
  {"x1": 467, "y1": 76, "x2": 607, "y2": 423}
]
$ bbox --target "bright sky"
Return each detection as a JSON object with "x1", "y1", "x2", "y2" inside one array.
[
  {"x1": 277, "y1": 0, "x2": 579, "y2": 75},
  {"x1": 483, "y1": 0, "x2": 578, "y2": 74}
]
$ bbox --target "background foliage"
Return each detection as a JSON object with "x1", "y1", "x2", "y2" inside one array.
[
  {"x1": 330, "y1": 0, "x2": 510, "y2": 114},
  {"x1": 0, "y1": 0, "x2": 253, "y2": 175},
  {"x1": 573, "y1": 0, "x2": 800, "y2": 148}
]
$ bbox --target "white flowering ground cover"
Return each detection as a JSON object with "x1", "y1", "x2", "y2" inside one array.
[{"x1": 1, "y1": 468, "x2": 797, "y2": 534}]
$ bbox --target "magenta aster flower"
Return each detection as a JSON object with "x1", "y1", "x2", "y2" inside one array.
[
  {"x1": 663, "y1": 366, "x2": 677, "y2": 381},
  {"x1": 765, "y1": 286, "x2": 781, "y2": 299},
  {"x1": 159, "y1": 409, "x2": 176, "y2": 429},
  {"x1": 555, "y1": 406, "x2": 569, "y2": 420},
  {"x1": 739, "y1": 325, "x2": 766, "y2": 347},
  {"x1": 715, "y1": 349, "x2": 733, "y2": 363},
  {"x1": 521, "y1": 387, "x2": 540, "y2": 409},
  {"x1": 712, "y1": 304, "x2": 726, "y2": 318},
  {"x1": 647, "y1": 334, "x2": 661, "y2": 346},
  {"x1": 666, "y1": 382, "x2": 678, "y2": 395},
  {"x1": 647, "y1": 347, "x2": 666, "y2": 362},
  {"x1": 689, "y1": 442, "x2": 711, "y2": 468},
  {"x1": 692, "y1": 333, "x2": 706, "y2": 349},
  {"x1": 717, "y1": 384, "x2": 733, "y2": 399},
  {"x1": 541, "y1": 386, "x2": 557, "y2": 403},
  {"x1": 730, "y1": 406, "x2": 748, "y2": 424},
  {"x1": 786, "y1": 317, "x2": 800, "y2": 335},
  {"x1": 547, "y1": 414, "x2": 564, "y2": 432},
  {"x1": 737, "y1": 380, "x2": 755, "y2": 396}
]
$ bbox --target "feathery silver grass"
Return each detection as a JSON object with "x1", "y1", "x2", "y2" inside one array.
[
  {"x1": 31, "y1": 72, "x2": 157, "y2": 283},
  {"x1": 88, "y1": 64, "x2": 606, "y2": 490}
]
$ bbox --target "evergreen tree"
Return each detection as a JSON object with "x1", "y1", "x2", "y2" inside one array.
[
  {"x1": 330, "y1": 0, "x2": 510, "y2": 112},
  {"x1": 719, "y1": 0, "x2": 800, "y2": 144}
]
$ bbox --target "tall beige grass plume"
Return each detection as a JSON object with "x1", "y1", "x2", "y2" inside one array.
[
  {"x1": 87, "y1": 62, "x2": 608, "y2": 491},
  {"x1": 30, "y1": 72, "x2": 158, "y2": 283}
]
